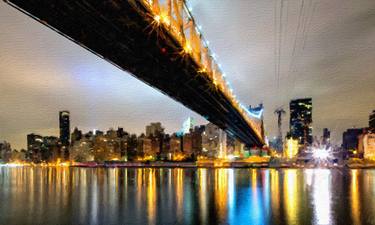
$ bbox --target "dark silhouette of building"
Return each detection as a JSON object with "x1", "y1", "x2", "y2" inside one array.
[
  {"x1": 27, "y1": 133, "x2": 43, "y2": 162},
  {"x1": 342, "y1": 128, "x2": 365, "y2": 157},
  {"x1": 116, "y1": 127, "x2": 128, "y2": 138},
  {"x1": 59, "y1": 111, "x2": 70, "y2": 146},
  {"x1": 41, "y1": 136, "x2": 60, "y2": 162},
  {"x1": 370, "y1": 110, "x2": 375, "y2": 131},
  {"x1": 289, "y1": 98, "x2": 313, "y2": 145},
  {"x1": 59, "y1": 111, "x2": 70, "y2": 160},
  {"x1": 191, "y1": 125, "x2": 205, "y2": 156},
  {"x1": 323, "y1": 128, "x2": 331, "y2": 145},
  {"x1": 71, "y1": 127, "x2": 82, "y2": 146}
]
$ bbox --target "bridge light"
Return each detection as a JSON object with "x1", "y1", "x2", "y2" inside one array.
[
  {"x1": 184, "y1": 42, "x2": 192, "y2": 54},
  {"x1": 154, "y1": 15, "x2": 161, "y2": 24},
  {"x1": 160, "y1": 13, "x2": 170, "y2": 26}
]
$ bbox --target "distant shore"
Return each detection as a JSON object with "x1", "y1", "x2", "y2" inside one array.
[
  {"x1": 69, "y1": 161, "x2": 375, "y2": 169},
  {"x1": 2, "y1": 161, "x2": 375, "y2": 169}
]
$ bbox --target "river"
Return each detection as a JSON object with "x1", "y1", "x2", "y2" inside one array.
[{"x1": 0, "y1": 167, "x2": 374, "y2": 225}]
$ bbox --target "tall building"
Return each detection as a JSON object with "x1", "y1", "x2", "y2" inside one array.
[
  {"x1": 370, "y1": 110, "x2": 375, "y2": 131},
  {"x1": 342, "y1": 128, "x2": 365, "y2": 157},
  {"x1": 323, "y1": 128, "x2": 331, "y2": 145},
  {"x1": 181, "y1": 117, "x2": 194, "y2": 135},
  {"x1": 202, "y1": 123, "x2": 218, "y2": 157},
  {"x1": 0, "y1": 141, "x2": 12, "y2": 162},
  {"x1": 41, "y1": 136, "x2": 60, "y2": 162},
  {"x1": 284, "y1": 137, "x2": 299, "y2": 159},
  {"x1": 71, "y1": 127, "x2": 82, "y2": 146},
  {"x1": 27, "y1": 133, "x2": 43, "y2": 162},
  {"x1": 59, "y1": 111, "x2": 70, "y2": 146},
  {"x1": 359, "y1": 133, "x2": 375, "y2": 160},
  {"x1": 289, "y1": 98, "x2": 313, "y2": 145},
  {"x1": 191, "y1": 125, "x2": 205, "y2": 155},
  {"x1": 169, "y1": 133, "x2": 181, "y2": 155}
]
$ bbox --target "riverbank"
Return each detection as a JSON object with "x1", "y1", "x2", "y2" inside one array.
[
  {"x1": 71, "y1": 161, "x2": 375, "y2": 169},
  {"x1": 2, "y1": 161, "x2": 375, "y2": 169}
]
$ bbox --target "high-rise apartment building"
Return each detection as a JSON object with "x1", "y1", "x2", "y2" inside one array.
[
  {"x1": 59, "y1": 111, "x2": 70, "y2": 146},
  {"x1": 289, "y1": 98, "x2": 313, "y2": 145}
]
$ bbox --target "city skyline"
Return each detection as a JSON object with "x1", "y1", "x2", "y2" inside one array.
[{"x1": 1, "y1": 1, "x2": 375, "y2": 149}]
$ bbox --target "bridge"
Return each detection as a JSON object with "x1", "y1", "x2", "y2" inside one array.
[{"x1": 5, "y1": 0, "x2": 265, "y2": 147}]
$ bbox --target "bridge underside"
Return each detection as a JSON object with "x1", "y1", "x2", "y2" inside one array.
[{"x1": 5, "y1": 0, "x2": 264, "y2": 147}]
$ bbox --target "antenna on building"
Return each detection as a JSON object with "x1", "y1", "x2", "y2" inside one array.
[{"x1": 274, "y1": 107, "x2": 286, "y2": 150}]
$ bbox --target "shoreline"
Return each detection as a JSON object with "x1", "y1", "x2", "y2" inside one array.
[{"x1": 2, "y1": 162, "x2": 375, "y2": 169}]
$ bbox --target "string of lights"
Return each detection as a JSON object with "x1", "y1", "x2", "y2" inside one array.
[{"x1": 141, "y1": 0, "x2": 264, "y2": 140}]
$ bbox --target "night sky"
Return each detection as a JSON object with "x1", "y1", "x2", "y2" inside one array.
[{"x1": 1, "y1": 0, "x2": 375, "y2": 149}]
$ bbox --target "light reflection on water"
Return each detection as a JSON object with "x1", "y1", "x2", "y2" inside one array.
[{"x1": 0, "y1": 167, "x2": 374, "y2": 225}]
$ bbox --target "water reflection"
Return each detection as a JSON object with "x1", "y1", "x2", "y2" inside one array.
[
  {"x1": 0, "y1": 167, "x2": 373, "y2": 225},
  {"x1": 351, "y1": 169, "x2": 360, "y2": 225},
  {"x1": 311, "y1": 169, "x2": 332, "y2": 225},
  {"x1": 284, "y1": 169, "x2": 299, "y2": 225}
]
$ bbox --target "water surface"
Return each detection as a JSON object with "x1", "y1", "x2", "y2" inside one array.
[{"x1": 0, "y1": 167, "x2": 374, "y2": 225}]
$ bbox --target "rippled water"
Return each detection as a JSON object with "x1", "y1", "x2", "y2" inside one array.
[{"x1": 0, "y1": 167, "x2": 374, "y2": 225}]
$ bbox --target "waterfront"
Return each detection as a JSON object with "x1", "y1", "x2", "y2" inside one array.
[{"x1": 0, "y1": 167, "x2": 374, "y2": 225}]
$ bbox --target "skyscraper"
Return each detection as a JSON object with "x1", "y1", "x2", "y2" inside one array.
[
  {"x1": 289, "y1": 98, "x2": 313, "y2": 145},
  {"x1": 181, "y1": 117, "x2": 194, "y2": 135},
  {"x1": 323, "y1": 128, "x2": 331, "y2": 145},
  {"x1": 27, "y1": 133, "x2": 43, "y2": 162},
  {"x1": 370, "y1": 110, "x2": 375, "y2": 131},
  {"x1": 59, "y1": 111, "x2": 70, "y2": 146}
]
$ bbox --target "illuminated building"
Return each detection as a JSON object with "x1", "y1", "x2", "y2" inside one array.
[
  {"x1": 41, "y1": 136, "x2": 60, "y2": 162},
  {"x1": 70, "y1": 137, "x2": 94, "y2": 162},
  {"x1": 202, "y1": 123, "x2": 220, "y2": 158},
  {"x1": 284, "y1": 137, "x2": 299, "y2": 159},
  {"x1": 218, "y1": 129, "x2": 227, "y2": 158},
  {"x1": 200, "y1": 122, "x2": 229, "y2": 158},
  {"x1": 145, "y1": 123, "x2": 164, "y2": 157},
  {"x1": 289, "y1": 98, "x2": 312, "y2": 146},
  {"x1": 370, "y1": 110, "x2": 375, "y2": 131},
  {"x1": 191, "y1": 125, "x2": 205, "y2": 155},
  {"x1": 137, "y1": 134, "x2": 153, "y2": 157},
  {"x1": 27, "y1": 133, "x2": 43, "y2": 162},
  {"x1": 234, "y1": 139, "x2": 244, "y2": 157},
  {"x1": 92, "y1": 133, "x2": 122, "y2": 162},
  {"x1": 359, "y1": 133, "x2": 375, "y2": 160}
]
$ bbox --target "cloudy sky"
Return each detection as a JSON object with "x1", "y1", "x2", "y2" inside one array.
[{"x1": 1, "y1": 0, "x2": 374, "y2": 149}]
